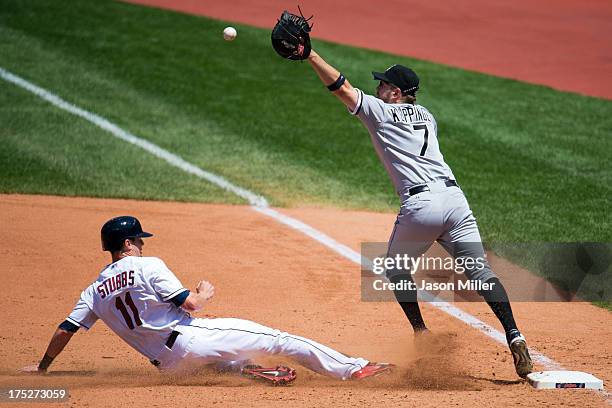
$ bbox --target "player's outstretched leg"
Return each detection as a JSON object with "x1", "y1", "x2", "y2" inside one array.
[
  {"x1": 174, "y1": 318, "x2": 393, "y2": 380},
  {"x1": 440, "y1": 237, "x2": 534, "y2": 378},
  {"x1": 478, "y1": 276, "x2": 533, "y2": 378},
  {"x1": 437, "y1": 188, "x2": 534, "y2": 378}
]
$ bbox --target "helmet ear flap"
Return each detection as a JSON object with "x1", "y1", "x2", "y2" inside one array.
[{"x1": 101, "y1": 232, "x2": 125, "y2": 252}]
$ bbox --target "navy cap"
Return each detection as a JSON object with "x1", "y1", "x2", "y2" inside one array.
[{"x1": 372, "y1": 65, "x2": 420, "y2": 96}]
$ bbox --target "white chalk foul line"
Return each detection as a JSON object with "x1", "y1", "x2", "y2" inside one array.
[
  {"x1": 0, "y1": 68, "x2": 268, "y2": 208},
  {"x1": 2, "y1": 66, "x2": 593, "y2": 386}
]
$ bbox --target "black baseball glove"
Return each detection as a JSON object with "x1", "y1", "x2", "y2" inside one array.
[{"x1": 271, "y1": 8, "x2": 313, "y2": 60}]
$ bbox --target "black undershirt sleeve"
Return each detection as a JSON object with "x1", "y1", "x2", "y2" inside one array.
[{"x1": 58, "y1": 320, "x2": 80, "y2": 333}]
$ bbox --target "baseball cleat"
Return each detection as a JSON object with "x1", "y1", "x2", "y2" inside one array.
[
  {"x1": 509, "y1": 335, "x2": 533, "y2": 378},
  {"x1": 241, "y1": 364, "x2": 297, "y2": 386},
  {"x1": 351, "y1": 362, "x2": 395, "y2": 380}
]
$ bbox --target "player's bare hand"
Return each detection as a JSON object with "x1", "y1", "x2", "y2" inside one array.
[
  {"x1": 196, "y1": 280, "x2": 215, "y2": 301},
  {"x1": 20, "y1": 365, "x2": 45, "y2": 374}
]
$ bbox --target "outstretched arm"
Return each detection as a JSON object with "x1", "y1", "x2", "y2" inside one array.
[
  {"x1": 307, "y1": 50, "x2": 359, "y2": 111},
  {"x1": 23, "y1": 328, "x2": 75, "y2": 373}
]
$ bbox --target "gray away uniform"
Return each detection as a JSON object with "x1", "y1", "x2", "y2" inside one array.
[{"x1": 350, "y1": 89, "x2": 496, "y2": 286}]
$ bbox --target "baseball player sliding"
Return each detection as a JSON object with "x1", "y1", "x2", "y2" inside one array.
[
  {"x1": 22, "y1": 216, "x2": 392, "y2": 384},
  {"x1": 271, "y1": 10, "x2": 533, "y2": 378}
]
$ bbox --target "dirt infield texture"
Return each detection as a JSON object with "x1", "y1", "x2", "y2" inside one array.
[
  {"x1": 2, "y1": 194, "x2": 610, "y2": 407},
  {"x1": 124, "y1": 0, "x2": 612, "y2": 99}
]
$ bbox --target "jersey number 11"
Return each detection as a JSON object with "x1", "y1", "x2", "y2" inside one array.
[{"x1": 115, "y1": 291, "x2": 142, "y2": 330}]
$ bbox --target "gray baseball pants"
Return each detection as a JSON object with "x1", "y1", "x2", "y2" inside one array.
[{"x1": 386, "y1": 180, "x2": 497, "y2": 286}]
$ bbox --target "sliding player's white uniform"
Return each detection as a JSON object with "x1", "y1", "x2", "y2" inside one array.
[{"x1": 65, "y1": 256, "x2": 368, "y2": 379}]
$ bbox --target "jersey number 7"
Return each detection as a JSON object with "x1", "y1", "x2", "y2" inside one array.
[
  {"x1": 115, "y1": 291, "x2": 142, "y2": 330},
  {"x1": 414, "y1": 124, "x2": 429, "y2": 156}
]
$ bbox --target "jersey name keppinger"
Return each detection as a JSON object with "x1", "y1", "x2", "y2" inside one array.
[
  {"x1": 350, "y1": 89, "x2": 456, "y2": 194},
  {"x1": 388, "y1": 104, "x2": 433, "y2": 124}
]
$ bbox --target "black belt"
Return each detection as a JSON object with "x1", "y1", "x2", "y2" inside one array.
[
  {"x1": 150, "y1": 330, "x2": 181, "y2": 367},
  {"x1": 165, "y1": 330, "x2": 181, "y2": 349},
  {"x1": 408, "y1": 179, "x2": 457, "y2": 196}
]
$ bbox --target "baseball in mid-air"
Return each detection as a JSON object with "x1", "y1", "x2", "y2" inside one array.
[{"x1": 223, "y1": 26, "x2": 237, "y2": 41}]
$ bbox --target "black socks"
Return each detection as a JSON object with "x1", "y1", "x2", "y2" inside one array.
[
  {"x1": 398, "y1": 301, "x2": 428, "y2": 332},
  {"x1": 480, "y1": 277, "x2": 520, "y2": 340},
  {"x1": 391, "y1": 275, "x2": 520, "y2": 338},
  {"x1": 389, "y1": 273, "x2": 428, "y2": 332}
]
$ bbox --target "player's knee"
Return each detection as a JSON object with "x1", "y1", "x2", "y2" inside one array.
[
  {"x1": 462, "y1": 260, "x2": 496, "y2": 288},
  {"x1": 385, "y1": 266, "x2": 415, "y2": 282}
]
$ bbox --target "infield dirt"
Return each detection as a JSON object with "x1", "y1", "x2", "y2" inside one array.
[{"x1": 1, "y1": 194, "x2": 610, "y2": 407}]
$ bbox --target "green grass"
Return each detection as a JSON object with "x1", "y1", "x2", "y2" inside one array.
[
  {"x1": 0, "y1": 81, "x2": 243, "y2": 203},
  {"x1": 1, "y1": 0, "x2": 611, "y2": 247},
  {"x1": 486, "y1": 243, "x2": 611, "y2": 306},
  {"x1": 593, "y1": 301, "x2": 612, "y2": 312}
]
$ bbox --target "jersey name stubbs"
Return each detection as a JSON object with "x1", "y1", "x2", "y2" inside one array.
[
  {"x1": 389, "y1": 105, "x2": 433, "y2": 124},
  {"x1": 96, "y1": 270, "x2": 135, "y2": 299}
]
